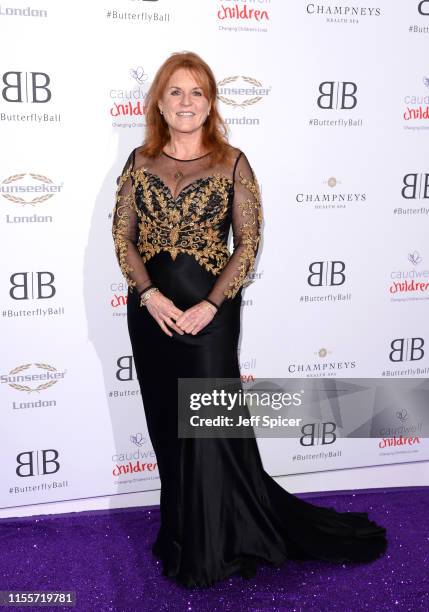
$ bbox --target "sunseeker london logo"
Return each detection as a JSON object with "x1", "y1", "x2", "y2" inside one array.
[
  {"x1": 216, "y1": 0, "x2": 270, "y2": 33},
  {"x1": 1, "y1": 172, "x2": 63, "y2": 223},
  {"x1": 0, "y1": 5, "x2": 48, "y2": 17},
  {"x1": 217, "y1": 75, "x2": 271, "y2": 126},
  {"x1": 2, "y1": 362, "x2": 66, "y2": 411},
  {"x1": 1, "y1": 362, "x2": 66, "y2": 393}
]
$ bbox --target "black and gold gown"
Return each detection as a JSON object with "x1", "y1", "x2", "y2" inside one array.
[{"x1": 112, "y1": 146, "x2": 388, "y2": 588}]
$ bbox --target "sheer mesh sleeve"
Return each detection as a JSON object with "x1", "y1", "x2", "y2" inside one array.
[
  {"x1": 112, "y1": 150, "x2": 152, "y2": 294},
  {"x1": 205, "y1": 152, "x2": 262, "y2": 308}
]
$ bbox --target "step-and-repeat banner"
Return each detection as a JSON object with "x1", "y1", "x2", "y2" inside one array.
[{"x1": 1, "y1": 1, "x2": 428, "y2": 512}]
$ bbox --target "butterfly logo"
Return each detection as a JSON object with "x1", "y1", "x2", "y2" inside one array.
[
  {"x1": 396, "y1": 409, "x2": 408, "y2": 423},
  {"x1": 130, "y1": 66, "x2": 148, "y2": 85},
  {"x1": 130, "y1": 432, "x2": 147, "y2": 446},
  {"x1": 408, "y1": 251, "x2": 422, "y2": 266}
]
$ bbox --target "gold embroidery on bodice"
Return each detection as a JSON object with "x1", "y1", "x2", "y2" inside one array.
[
  {"x1": 132, "y1": 169, "x2": 233, "y2": 275},
  {"x1": 112, "y1": 150, "x2": 262, "y2": 302}
]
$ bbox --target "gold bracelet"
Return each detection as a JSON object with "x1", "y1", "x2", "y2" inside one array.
[{"x1": 140, "y1": 287, "x2": 159, "y2": 307}]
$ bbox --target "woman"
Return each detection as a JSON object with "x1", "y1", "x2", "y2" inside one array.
[{"x1": 112, "y1": 51, "x2": 388, "y2": 588}]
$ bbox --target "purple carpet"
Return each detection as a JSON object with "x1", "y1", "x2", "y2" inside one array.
[{"x1": 0, "y1": 487, "x2": 428, "y2": 611}]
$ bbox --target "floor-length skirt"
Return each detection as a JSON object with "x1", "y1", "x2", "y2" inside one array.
[{"x1": 127, "y1": 252, "x2": 388, "y2": 588}]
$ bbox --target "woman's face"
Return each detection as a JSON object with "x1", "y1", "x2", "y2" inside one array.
[{"x1": 158, "y1": 68, "x2": 211, "y2": 135}]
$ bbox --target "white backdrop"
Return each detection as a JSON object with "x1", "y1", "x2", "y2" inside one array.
[{"x1": 1, "y1": 0, "x2": 429, "y2": 515}]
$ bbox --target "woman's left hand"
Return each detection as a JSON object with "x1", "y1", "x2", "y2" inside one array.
[{"x1": 176, "y1": 301, "x2": 217, "y2": 335}]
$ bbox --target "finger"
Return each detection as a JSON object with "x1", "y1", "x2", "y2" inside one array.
[
  {"x1": 171, "y1": 313, "x2": 189, "y2": 329},
  {"x1": 184, "y1": 315, "x2": 206, "y2": 334},
  {"x1": 163, "y1": 317, "x2": 184, "y2": 335},
  {"x1": 157, "y1": 318, "x2": 173, "y2": 337},
  {"x1": 182, "y1": 319, "x2": 199, "y2": 333},
  {"x1": 190, "y1": 316, "x2": 210, "y2": 335},
  {"x1": 176, "y1": 313, "x2": 192, "y2": 328},
  {"x1": 167, "y1": 309, "x2": 185, "y2": 323},
  {"x1": 170, "y1": 306, "x2": 184, "y2": 319}
]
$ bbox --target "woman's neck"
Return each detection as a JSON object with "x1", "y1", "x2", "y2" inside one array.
[{"x1": 164, "y1": 129, "x2": 206, "y2": 160}]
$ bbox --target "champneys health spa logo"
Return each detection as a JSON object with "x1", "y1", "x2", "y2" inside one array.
[
  {"x1": 305, "y1": 2, "x2": 381, "y2": 25},
  {"x1": 1, "y1": 172, "x2": 63, "y2": 223},
  {"x1": 403, "y1": 77, "x2": 429, "y2": 124},
  {"x1": 0, "y1": 5, "x2": 48, "y2": 18},
  {"x1": 216, "y1": 0, "x2": 270, "y2": 33},
  {"x1": 287, "y1": 347, "x2": 357, "y2": 378},
  {"x1": 109, "y1": 66, "x2": 149, "y2": 129},
  {"x1": 217, "y1": 75, "x2": 271, "y2": 126},
  {"x1": 299, "y1": 260, "x2": 352, "y2": 304},
  {"x1": 0, "y1": 70, "x2": 60, "y2": 124},
  {"x1": 296, "y1": 176, "x2": 367, "y2": 210},
  {"x1": 310, "y1": 80, "x2": 363, "y2": 129},
  {"x1": 389, "y1": 251, "x2": 429, "y2": 301}
]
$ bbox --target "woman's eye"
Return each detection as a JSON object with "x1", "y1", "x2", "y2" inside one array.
[
  {"x1": 170, "y1": 90, "x2": 180, "y2": 96},
  {"x1": 193, "y1": 91, "x2": 203, "y2": 96}
]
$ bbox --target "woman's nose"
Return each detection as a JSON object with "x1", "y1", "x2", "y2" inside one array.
[{"x1": 180, "y1": 94, "x2": 192, "y2": 106}]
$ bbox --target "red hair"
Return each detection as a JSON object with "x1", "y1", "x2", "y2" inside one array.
[{"x1": 141, "y1": 51, "x2": 232, "y2": 164}]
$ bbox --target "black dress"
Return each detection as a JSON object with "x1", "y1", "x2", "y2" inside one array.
[{"x1": 112, "y1": 145, "x2": 388, "y2": 588}]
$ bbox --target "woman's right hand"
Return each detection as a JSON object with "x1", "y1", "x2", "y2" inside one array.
[{"x1": 145, "y1": 291, "x2": 185, "y2": 337}]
